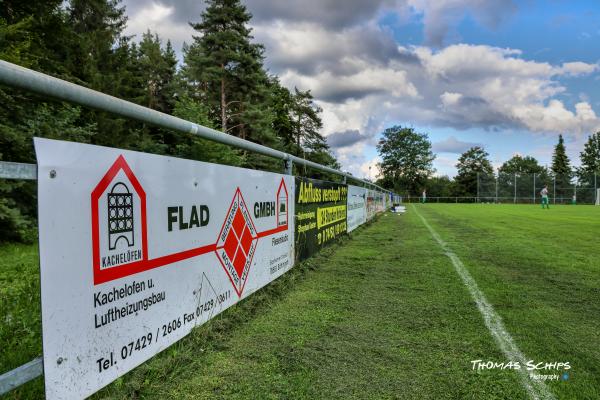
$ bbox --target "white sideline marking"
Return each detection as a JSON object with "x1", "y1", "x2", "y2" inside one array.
[{"x1": 412, "y1": 205, "x2": 555, "y2": 400}]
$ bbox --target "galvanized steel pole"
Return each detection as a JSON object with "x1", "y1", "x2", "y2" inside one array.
[{"x1": 0, "y1": 60, "x2": 387, "y2": 192}]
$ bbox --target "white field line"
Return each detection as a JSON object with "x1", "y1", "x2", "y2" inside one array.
[{"x1": 412, "y1": 205, "x2": 555, "y2": 400}]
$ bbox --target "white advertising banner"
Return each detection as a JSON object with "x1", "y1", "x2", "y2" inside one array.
[
  {"x1": 347, "y1": 185, "x2": 366, "y2": 232},
  {"x1": 366, "y1": 189, "x2": 377, "y2": 220},
  {"x1": 35, "y1": 138, "x2": 294, "y2": 399}
]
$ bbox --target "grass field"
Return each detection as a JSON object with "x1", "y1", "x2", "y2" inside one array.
[{"x1": 1, "y1": 204, "x2": 599, "y2": 399}]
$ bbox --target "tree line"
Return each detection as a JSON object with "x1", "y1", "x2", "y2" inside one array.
[
  {"x1": 376, "y1": 126, "x2": 600, "y2": 198},
  {"x1": 0, "y1": 0, "x2": 339, "y2": 242}
]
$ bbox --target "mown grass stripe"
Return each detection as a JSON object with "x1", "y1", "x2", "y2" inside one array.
[{"x1": 412, "y1": 204, "x2": 555, "y2": 400}]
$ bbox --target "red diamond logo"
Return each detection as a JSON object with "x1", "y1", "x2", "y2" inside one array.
[{"x1": 215, "y1": 188, "x2": 257, "y2": 296}]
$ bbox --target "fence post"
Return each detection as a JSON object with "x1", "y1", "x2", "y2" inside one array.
[
  {"x1": 514, "y1": 174, "x2": 517, "y2": 204},
  {"x1": 533, "y1": 173, "x2": 536, "y2": 205},
  {"x1": 495, "y1": 176, "x2": 498, "y2": 204},
  {"x1": 284, "y1": 159, "x2": 293, "y2": 175},
  {"x1": 476, "y1": 172, "x2": 479, "y2": 203}
]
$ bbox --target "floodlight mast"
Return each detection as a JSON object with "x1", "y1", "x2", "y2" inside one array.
[{"x1": 0, "y1": 60, "x2": 392, "y2": 193}]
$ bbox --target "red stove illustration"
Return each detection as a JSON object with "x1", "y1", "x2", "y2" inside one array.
[{"x1": 91, "y1": 155, "x2": 289, "y2": 295}]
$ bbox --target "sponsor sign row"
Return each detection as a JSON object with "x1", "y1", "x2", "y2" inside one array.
[{"x1": 34, "y1": 139, "x2": 390, "y2": 399}]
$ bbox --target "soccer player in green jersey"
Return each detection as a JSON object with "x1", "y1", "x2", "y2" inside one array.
[{"x1": 540, "y1": 185, "x2": 550, "y2": 209}]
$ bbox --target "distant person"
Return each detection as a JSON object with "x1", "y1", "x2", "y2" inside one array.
[
  {"x1": 572, "y1": 194, "x2": 577, "y2": 205},
  {"x1": 421, "y1": 189, "x2": 427, "y2": 204},
  {"x1": 540, "y1": 185, "x2": 550, "y2": 209}
]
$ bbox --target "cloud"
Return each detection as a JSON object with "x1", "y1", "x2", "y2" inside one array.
[
  {"x1": 254, "y1": 22, "x2": 420, "y2": 76},
  {"x1": 327, "y1": 130, "x2": 367, "y2": 148},
  {"x1": 123, "y1": 2, "x2": 196, "y2": 59},
  {"x1": 408, "y1": 0, "x2": 518, "y2": 47},
  {"x1": 560, "y1": 62, "x2": 598, "y2": 76},
  {"x1": 120, "y1": 0, "x2": 600, "y2": 176},
  {"x1": 245, "y1": 0, "x2": 399, "y2": 29},
  {"x1": 433, "y1": 155, "x2": 459, "y2": 177},
  {"x1": 432, "y1": 136, "x2": 480, "y2": 154},
  {"x1": 267, "y1": 37, "x2": 600, "y2": 137}
]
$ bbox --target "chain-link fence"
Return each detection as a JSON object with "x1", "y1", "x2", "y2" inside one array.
[{"x1": 478, "y1": 172, "x2": 598, "y2": 204}]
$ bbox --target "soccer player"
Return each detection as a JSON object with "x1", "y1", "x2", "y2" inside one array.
[
  {"x1": 421, "y1": 189, "x2": 427, "y2": 204},
  {"x1": 540, "y1": 185, "x2": 550, "y2": 209}
]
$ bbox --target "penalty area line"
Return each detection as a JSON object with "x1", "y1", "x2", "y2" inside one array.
[{"x1": 411, "y1": 205, "x2": 555, "y2": 400}]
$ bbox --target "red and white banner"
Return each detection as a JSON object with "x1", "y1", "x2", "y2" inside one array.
[{"x1": 35, "y1": 138, "x2": 294, "y2": 399}]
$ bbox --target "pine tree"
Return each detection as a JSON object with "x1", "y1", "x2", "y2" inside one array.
[
  {"x1": 0, "y1": 3, "x2": 99, "y2": 242},
  {"x1": 578, "y1": 132, "x2": 600, "y2": 176},
  {"x1": 182, "y1": 0, "x2": 271, "y2": 139},
  {"x1": 551, "y1": 134, "x2": 572, "y2": 192},
  {"x1": 551, "y1": 134, "x2": 572, "y2": 176},
  {"x1": 138, "y1": 32, "x2": 177, "y2": 113}
]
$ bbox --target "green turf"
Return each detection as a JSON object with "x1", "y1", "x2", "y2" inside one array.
[
  {"x1": 1, "y1": 205, "x2": 598, "y2": 399},
  {"x1": 412, "y1": 204, "x2": 600, "y2": 400},
  {"x1": 0, "y1": 243, "x2": 43, "y2": 399}
]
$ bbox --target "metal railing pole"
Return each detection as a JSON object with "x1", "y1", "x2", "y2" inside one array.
[
  {"x1": 0, "y1": 161, "x2": 37, "y2": 180},
  {"x1": 533, "y1": 173, "x2": 536, "y2": 205},
  {"x1": 495, "y1": 176, "x2": 498, "y2": 203},
  {"x1": 284, "y1": 159, "x2": 293, "y2": 175},
  {"x1": 0, "y1": 357, "x2": 43, "y2": 396},
  {"x1": 0, "y1": 60, "x2": 386, "y2": 191},
  {"x1": 514, "y1": 174, "x2": 516, "y2": 204},
  {"x1": 476, "y1": 172, "x2": 479, "y2": 203}
]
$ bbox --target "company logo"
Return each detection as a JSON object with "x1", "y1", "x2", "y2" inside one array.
[
  {"x1": 92, "y1": 156, "x2": 148, "y2": 285},
  {"x1": 107, "y1": 182, "x2": 135, "y2": 250},
  {"x1": 277, "y1": 179, "x2": 288, "y2": 227},
  {"x1": 215, "y1": 189, "x2": 258, "y2": 296}
]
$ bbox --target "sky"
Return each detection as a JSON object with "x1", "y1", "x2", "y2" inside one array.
[{"x1": 122, "y1": 0, "x2": 600, "y2": 180}]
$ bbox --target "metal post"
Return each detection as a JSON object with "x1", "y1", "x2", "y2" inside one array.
[
  {"x1": 0, "y1": 161, "x2": 37, "y2": 180},
  {"x1": 495, "y1": 176, "x2": 498, "y2": 204},
  {"x1": 514, "y1": 174, "x2": 517, "y2": 204},
  {"x1": 0, "y1": 60, "x2": 388, "y2": 192},
  {"x1": 533, "y1": 173, "x2": 536, "y2": 205},
  {"x1": 0, "y1": 357, "x2": 43, "y2": 396},
  {"x1": 284, "y1": 159, "x2": 292, "y2": 175},
  {"x1": 476, "y1": 172, "x2": 479, "y2": 203}
]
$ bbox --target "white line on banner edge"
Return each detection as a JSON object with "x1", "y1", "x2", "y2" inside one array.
[{"x1": 411, "y1": 205, "x2": 556, "y2": 400}]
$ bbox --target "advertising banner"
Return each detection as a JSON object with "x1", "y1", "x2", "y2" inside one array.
[
  {"x1": 366, "y1": 189, "x2": 377, "y2": 220},
  {"x1": 295, "y1": 177, "x2": 347, "y2": 261},
  {"x1": 35, "y1": 138, "x2": 294, "y2": 399},
  {"x1": 347, "y1": 185, "x2": 366, "y2": 232}
]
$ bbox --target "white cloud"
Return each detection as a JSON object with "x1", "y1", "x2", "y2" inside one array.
[
  {"x1": 407, "y1": 0, "x2": 517, "y2": 47},
  {"x1": 560, "y1": 62, "x2": 599, "y2": 76},
  {"x1": 261, "y1": 30, "x2": 600, "y2": 138},
  {"x1": 432, "y1": 136, "x2": 480, "y2": 153},
  {"x1": 440, "y1": 92, "x2": 462, "y2": 107},
  {"x1": 123, "y1": 2, "x2": 196, "y2": 59},
  {"x1": 359, "y1": 157, "x2": 382, "y2": 181}
]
